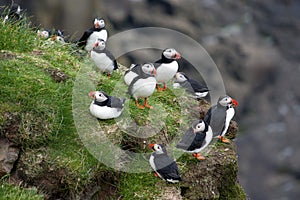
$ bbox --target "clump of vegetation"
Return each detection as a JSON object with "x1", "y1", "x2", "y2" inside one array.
[{"x1": 0, "y1": 178, "x2": 43, "y2": 200}]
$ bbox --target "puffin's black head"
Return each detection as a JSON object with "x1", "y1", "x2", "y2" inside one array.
[
  {"x1": 218, "y1": 95, "x2": 238, "y2": 107},
  {"x1": 191, "y1": 119, "x2": 208, "y2": 133},
  {"x1": 141, "y1": 63, "x2": 156, "y2": 76},
  {"x1": 93, "y1": 17, "x2": 105, "y2": 29},
  {"x1": 162, "y1": 48, "x2": 181, "y2": 60},
  {"x1": 174, "y1": 72, "x2": 188, "y2": 83},
  {"x1": 93, "y1": 38, "x2": 106, "y2": 50},
  {"x1": 148, "y1": 143, "x2": 167, "y2": 155},
  {"x1": 89, "y1": 91, "x2": 109, "y2": 102},
  {"x1": 10, "y1": 3, "x2": 22, "y2": 15},
  {"x1": 53, "y1": 29, "x2": 64, "y2": 37}
]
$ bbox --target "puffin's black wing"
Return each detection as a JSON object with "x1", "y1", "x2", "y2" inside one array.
[
  {"x1": 103, "y1": 49, "x2": 118, "y2": 70},
  {"x1": 125, "y1": 64, "x2": 137, "y2": 75},
  {"x1": 204, "y1": 105, "x2": 226, "y2": 135},
  {"x1": 176, "y1": 128, "x2": 195, "y2": 150},
  {"x1": 188, "y1": 132, "x2": 206, "y2": 151},
  {"x1": 204, "y1": 106, "x2": 213, "y2": 125},
  {"x1": 155, "y1": 154, "x2": 182, "y2": 182},
  {"x1": 179, "y1": 80, "x2": 195, "y2": 94},
  {"x1": 77, "y1": 28, "x2": 94, "y2": 48},
  {"x1": 189, "y1": 79, "x2": 209, "y2": 93},
  {"x1": 108, "y1": 96, "x2": 125, "y2": 109},
  {"x1": 130, "y1": 64, "x2": 142, "y2": 74},
  {"x1": 154, "y1": 59, "x2": 163, "y2": 67},
  {"x1": 128, "y1": 76, "x2": 140, "y2": 95}
]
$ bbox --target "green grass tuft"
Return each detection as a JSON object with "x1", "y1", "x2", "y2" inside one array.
[
  {"x1": 0, "y1": 17, "x2": 36, "y2": 52},
  {"x1": 0, "y1": 181, "x2": 44, "y2": 200},
  {"x1": 118, "y1": 172, "x2": 161, "y2": 199}
]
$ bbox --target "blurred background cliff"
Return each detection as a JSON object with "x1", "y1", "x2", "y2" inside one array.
[{"x1": 1, "y1": 0, "x2": 300, "y2": 199}]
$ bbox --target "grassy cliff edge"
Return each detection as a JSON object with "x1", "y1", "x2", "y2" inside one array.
[{"x1": 0, "y1": 19, "x2": 246, "y2": 199}]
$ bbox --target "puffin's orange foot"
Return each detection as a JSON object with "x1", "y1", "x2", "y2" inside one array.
[
  {"x1": 144, "y1": 98, "x2": 153, "y2": 109},
  {"x1": 192, "y1": 153, "x2": 205, "y2": 160},
  {"x1": 107, "y1": 73, "x2": 111, "y2": 77},
  {"x1": 156, "y1": 84, "x2": 166, "y2": 92},
  {"x1": 154, "y1": 172, "x2": 159, "y2": 177},
  {"x1": 144, "y1": 103, "x2": 153, "y2": 109},
  {"x1": 218, "y1": 136, "x2": 230, "y2": 143},
  {"x1": 135, "y1": 100, "x2": 145, "y2": 109}
]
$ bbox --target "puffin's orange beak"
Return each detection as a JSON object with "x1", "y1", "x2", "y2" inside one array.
[
  {"x1": 94, "y1": 42, "x2": 99, "y2": 48},
  {"x1": 174, "y1": 53, "x2": 181, "y2": 59},
  {"x1": 89, "y1": 91, "x2": 96, "y2": 98},
  {"x1": 231, "y1": 99, "x2": 238, "y2": 107},
  {"x1": 148, "y1": 143, "x2": 155, "y2": 149},
  {"x1": 153, "y1": 68, "x2": 157, "y2": 76},
  {"x1": 95, "y1": 22, "x2": 100, "y2": 28}
]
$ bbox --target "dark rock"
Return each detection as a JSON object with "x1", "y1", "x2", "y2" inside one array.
[
  {"x1": 45, "y1": 68, "x2": 69, "y2": 82},
  {"x1": 0, "y1": 138, "x2": 19, "y2": 177},
  {"x1": 180, "y1": 138, "x2": 246, "y2": 200}
]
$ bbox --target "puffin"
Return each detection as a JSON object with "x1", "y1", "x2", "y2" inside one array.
[
  {"x1": 149, "y1": 143, "x2": 182, "y2": 183},
  {"x1": 3, "y1": 3, "x2": 22, "y2": 24},
  {"x1": 128, "y1": 64, "x2": 157, "y2": 109},
  {"x1": 78, "y1": 17, "x2": 108, "y2": 51},
  {"x1": 176, "y1": 119, "x2": 213, "y2": 160},
  {"x1": 40, "y1": 30, "x2": 65, "y2": 43},
  {"x1": 90, "y1": 38, "x2": 118, "y2": 76},
  {"x1": 204, "y1": 95, "x2": 238, "y2": 143},
  {"x1": 173, "y1": 72, "x2": 209, "y2": 98},
  {"x1": 37, "y1": 30, "x2": 50, "y2": 39},
  {"x1": 88, "y1": 91, "x2": 126, "y2": 119},
  {"x1": 154, "y1": 48, "x2": 181, "y2": 91},
  {"x1": 124, "y1": 63, "x2": 156, "y2": 85},
  {"x1": 37, "y1": 29, "x2": 64, "y2": 40}
]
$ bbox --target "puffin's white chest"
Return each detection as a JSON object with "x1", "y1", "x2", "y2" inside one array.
[
  {"x1": 89, "y1": 102, "x2": 122, "y2": 119},
  {"x1": 85, "y1": 30, "x2": 108, "y2": 51},
  {"x1": 156, "y1": 61, "x2": 178, "y2": 83},
  {"x1": 172, "y1": 82, "x2": 181, "y2": 89},
  {"x1": 149, "y1": 155, "x2": 164, "y2": 179},
  {"x1": 124, "y1": 71, "x2": 138, "y2": 85},
  {"x1": 91, "y1": 51, "x2": 114, "y2": 73},
  {"x1": 149, "y1": 155, "x2": 156, "y2": 171},
  {"x1": 131, "y1": 77, "x2": 156, "y2": 99},
  {"x1": 221, "y1": 107, "x2": 235, "y2": 136}
]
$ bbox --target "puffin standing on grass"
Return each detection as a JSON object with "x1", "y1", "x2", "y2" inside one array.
[
  {"x1": 124, "y1": 63, "x2": 156, "y2": 85},
  {"x1": 149, "y1": 143, "x2": 182, "y2": 183},
  {"x1": 90, "y1": 38, "x2": 118, "y2": 76},
  {"x1": 78, "y1": 17, "x2": 108, "y2": 51},
  {"x1": 155, "y1": 48, "x2": 181, "y2": 91},
  {"x1": 176, "y1": 119, "x2": 213, "y2": 160},
  {"x1": 204, "y1": 95, "x2": 238, "y2": 143},
  {"x1": 128, "y1": 63, "x2": 156, "y2": 109},
  {"x1": 173, "y1": 72, "x2": 209, "y2": 98},
  {"x1": 88, "y1": 91, "x2": 126, "y2": 119}
]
